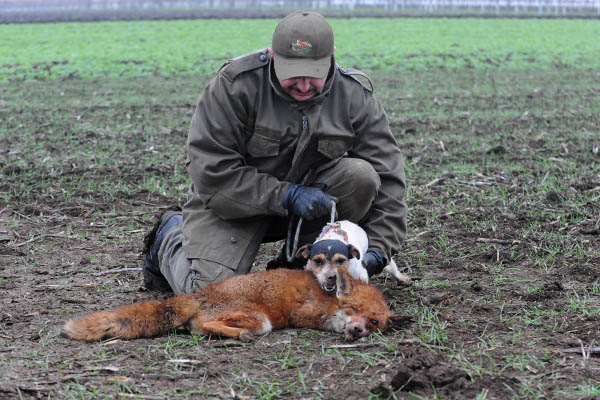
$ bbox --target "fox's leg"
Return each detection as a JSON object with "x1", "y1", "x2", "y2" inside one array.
[
  {"x1": 188, "y1": 311, "x2": 272, "y2": 341},
  {"x1": 196, "y1": 321, "x2": 255, "y2": 341}
]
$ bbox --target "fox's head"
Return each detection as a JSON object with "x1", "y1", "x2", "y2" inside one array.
[
  {"x1": 297, "y1": 239, "x2": 360, "y2": 296},
  {"x1": 336, "y1": 281, "x2": 392, "y2": 340}
]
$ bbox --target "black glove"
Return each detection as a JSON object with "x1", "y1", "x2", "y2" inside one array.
[
  {"x1": 362, "y1": 248, "x2": 388, "y2": 277},
  {"x1": 282, "y1": 184, "x2": 335, "y2": 220}
]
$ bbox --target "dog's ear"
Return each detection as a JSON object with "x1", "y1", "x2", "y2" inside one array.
[
  {"x1": 347, "y1": 244, "x2": 360, "y2": 260},
  {"x1": 295, "y1": 244, "x2": 312, "y2": 260},
  {"x1": 385, "y1": 314, "x2": 413, "y2": 331},
  {"x1": 335, "y1": 268, "x2": 354, "y2": 297}
]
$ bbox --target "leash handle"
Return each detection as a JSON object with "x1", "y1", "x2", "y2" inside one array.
[
  {"x1": 286, "y1": 199, "x2": 336, "y2": 263},
  {"x1": 329, "y1": 201, "x2": 337, "y2": 224},
  {"x1": 285, "y1": 215, "x2": 302, "y2": 262}
]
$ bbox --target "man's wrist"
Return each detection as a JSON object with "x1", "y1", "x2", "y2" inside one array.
[
  {"x1": 368, "y1": 248, "x2": 388, "y2": 266},
  {"x1": 282, "y1": 183, "x2": 298, "y2": 209},
  {"x1": 364, "y1": 248, "x2": 387, "y2": 277}
]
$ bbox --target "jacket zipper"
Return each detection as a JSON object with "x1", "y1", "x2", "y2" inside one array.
[{"x1": 301, "y1": 114, "x2": 309, "y2": 131}]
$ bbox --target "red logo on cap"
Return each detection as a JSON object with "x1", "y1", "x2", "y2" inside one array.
[{"x1": 291, "y1": 40, "x2": 312, "y2": 53}]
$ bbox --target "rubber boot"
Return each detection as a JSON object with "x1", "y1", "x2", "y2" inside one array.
[{"x1": 143, "y1": 210, "x2": 182, "y2": 291}]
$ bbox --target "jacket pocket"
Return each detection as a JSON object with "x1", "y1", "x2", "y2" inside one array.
[
  {"x1": 246, "y1": 133, "x2": 279, "y2": 157},
  {"x1": 246, "y1": 127, "x2": 280, "y2": 158},
  {"x1": 317, "y1": 136, "x2": 353, "y2": 159}
]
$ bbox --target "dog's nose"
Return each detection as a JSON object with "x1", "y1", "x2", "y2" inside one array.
[{"x1": 326, "y1": 275, "x2": 336, "y2": 284}]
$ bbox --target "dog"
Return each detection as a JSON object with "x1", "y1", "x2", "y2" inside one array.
[
  {"x1": 64, "y1": 268, "x2": 396, "y2": 342},
  {"x1": 297, "y1": 220, "x2": 411, "y2": 294}
]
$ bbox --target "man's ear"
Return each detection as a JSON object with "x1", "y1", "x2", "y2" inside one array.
[
  {"x1": 295, "y1": 244, "x2": 312, "y2": 260},
  {"x1": 268, "y1": 47, "x2": 274, "y2": 57},
  {"x1": 348, "y1": 244, "x2": 360, "y2": 260}
]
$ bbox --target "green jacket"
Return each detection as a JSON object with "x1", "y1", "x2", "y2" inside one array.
[{"x1": 183, "y1": 49, "x2": 407, "y2": 264}]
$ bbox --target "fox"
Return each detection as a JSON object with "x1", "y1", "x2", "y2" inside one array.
[{"x1": 64, "y1": 268, "x2": 395, "y2": 342}]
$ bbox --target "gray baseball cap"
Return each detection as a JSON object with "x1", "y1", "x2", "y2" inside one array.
[{"x1": 272, "y1": 11, "x2": 334, "y2": 80}]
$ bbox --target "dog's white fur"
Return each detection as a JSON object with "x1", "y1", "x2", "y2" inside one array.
[{"x1": 312, "y1": 220, "x2": 411, "y2": 286}]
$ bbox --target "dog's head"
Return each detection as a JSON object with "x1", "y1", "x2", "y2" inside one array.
[{"x1": 296, "y1": 239, "x2": 360, "y2": 296}]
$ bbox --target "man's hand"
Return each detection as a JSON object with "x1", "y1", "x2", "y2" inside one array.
[
  {"x1": 282, "y1": 184, "x2": 335, "y2": 220},
  {"x1": 362, "y1": 248, "x2": 388, "y2": 277}
]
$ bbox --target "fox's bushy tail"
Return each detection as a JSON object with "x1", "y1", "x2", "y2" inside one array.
[{"x1": 64, "y1": 295, "x2": 198, "y2": 342}]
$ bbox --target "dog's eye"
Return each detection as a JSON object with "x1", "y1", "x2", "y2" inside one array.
[
  {"x1": 334, "y1": 257, "x2": 346, "y2": 264},
  {"x1": 313, "y1": 258, "x2": 323, "y2": 266},
  {"x1": 370, "y1": 319, "x2": 378, "y2": 326}
]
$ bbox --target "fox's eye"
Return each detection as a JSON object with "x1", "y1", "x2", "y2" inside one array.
[{"x1": 370, "y1": 319, "x2": 378, "y2": 326}]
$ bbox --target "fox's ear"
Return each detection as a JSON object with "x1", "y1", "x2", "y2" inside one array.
[
  {"x1": 385, "y1": 314, "x2": 413, "y2": 331},
  {"x1": 296, "y1": 244, "x2": 312, "y2": 260},
  {"x1": 335, "y1": 268, "x2": 354, "y2": 297},
  {"x1": 347, "y1": 244, "x2": 360, "y2": 260}
]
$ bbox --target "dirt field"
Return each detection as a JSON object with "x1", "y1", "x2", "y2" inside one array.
[{"x1": 1, "y1": 68, "x2": 599, "y2": 399}]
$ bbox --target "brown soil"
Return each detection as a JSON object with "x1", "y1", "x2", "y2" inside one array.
[{"x1": 1, "y1": 70, "x2": 599, "y2": 398}]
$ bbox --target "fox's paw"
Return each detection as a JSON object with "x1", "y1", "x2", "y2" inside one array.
[{"x1": 238, "y1": 329, "x2": 256, "y2": 342}]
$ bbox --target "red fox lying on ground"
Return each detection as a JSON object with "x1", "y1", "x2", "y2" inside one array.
[{"x1": 64, "y1": 268, "x2": 395, "y2": 342}]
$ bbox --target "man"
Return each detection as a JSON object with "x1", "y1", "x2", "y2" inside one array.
[{"x1": 143, "y1": 10, "x2": 407, "y2": 295}]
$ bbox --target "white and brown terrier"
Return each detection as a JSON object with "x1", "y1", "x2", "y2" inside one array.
[{"x1": 297, "y1": 220, "x2": 411, "y2": 295}]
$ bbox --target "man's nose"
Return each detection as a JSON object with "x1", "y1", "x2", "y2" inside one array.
[{"x1": 296, "y1": 78, "x2": 310, "y2": 92}]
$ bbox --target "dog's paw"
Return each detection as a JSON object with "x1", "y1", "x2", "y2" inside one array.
[{"x1": 384, "y1": 261, "x2": 412, "y2": 287}]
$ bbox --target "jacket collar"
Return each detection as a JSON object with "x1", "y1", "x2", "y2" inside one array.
[{"x1": 269, "y1": 56, "x2": 336, "y2": 109}]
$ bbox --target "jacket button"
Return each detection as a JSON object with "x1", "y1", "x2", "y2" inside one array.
[
  {"x1": 259, "y1": 54, "x2": 267, "y2": 62},
  {"x1": 231, "y1": 236, "x2": 238, "y2": 244}
]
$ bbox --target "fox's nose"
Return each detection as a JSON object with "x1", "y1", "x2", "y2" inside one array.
[{"x1": 352, "y1": 325, "x2": 366, "y2": 337}]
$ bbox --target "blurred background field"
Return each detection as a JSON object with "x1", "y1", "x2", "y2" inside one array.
[
  {"x1": 1, "y1": 18, "x2": 600, "y2": 81},
  {"x1": 2, "y1": 0, "x2": 600, "y2": 23}
]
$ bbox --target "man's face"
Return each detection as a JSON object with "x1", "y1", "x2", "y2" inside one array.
[
  {"x1": 278, "y1": 76, "x2": 326, "y2": 102},
  {"x1": 268, "y1": 47, "x2": 329, "y2": 102}
]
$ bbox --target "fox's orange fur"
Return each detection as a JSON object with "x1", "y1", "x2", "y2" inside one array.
[{"x1": 64, "y1": 269, "x2": 391, "y2": 342}]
